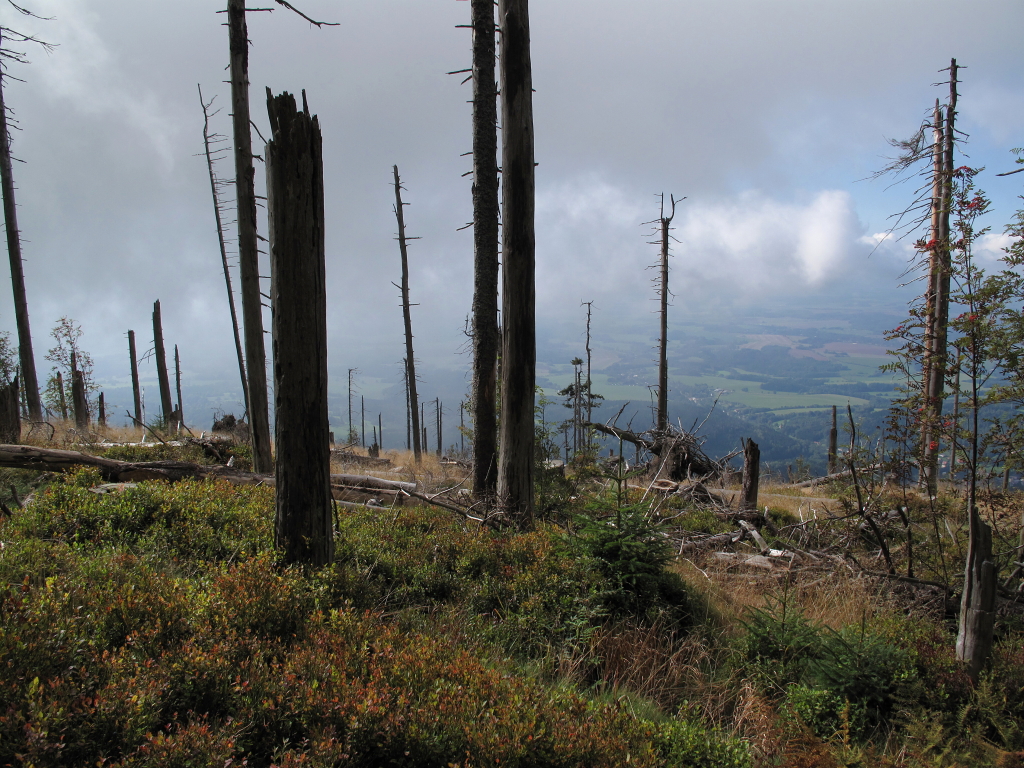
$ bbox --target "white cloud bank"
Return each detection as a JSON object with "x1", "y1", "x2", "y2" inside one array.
[{"x1": 535, "y1": 180, "x2": 867, "y2": 323}]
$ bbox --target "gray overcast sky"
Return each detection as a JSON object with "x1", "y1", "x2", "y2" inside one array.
[{"x1": 2, "y1": 0, "x2": 1023, "y2": 423}]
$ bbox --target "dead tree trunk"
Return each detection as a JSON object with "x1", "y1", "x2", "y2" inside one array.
[
  {"x1": 393, "y1": 165, "x2": 422, "y2": 462},
  {"x1": 403, "y1": 360, "x2": 411, "y2": 450},
  {"x1": 266, "y1": 89, "x2": 332, "y2": 567},
  {"x1": 0, "y1": 32, "x2": 41, "y2": 422},
  {"x1": 740, "y1": 438, "x2": 760, "y2": 511},
  {"x1": 128, "y1": 330, "x2": 142, "y2": 426},
  {"x1": 922, "y1": 61, "x2": 959, "y2": 495},
  {"x1": 227, "y1": 0, "x2": 272, "y2": 474},
  {"x1": 956, "y1": 509, "x2": 996, "y2": 683},
  {"x1": 55, "y1": 371, "x2": 67, "y2": 421},
  {"x1": 152, "y1": 300, "x2": 174, "y2": 425},
  {"x1": 919, "y1": 99, "x2": 944, "y2": 488},
  {"x1": 583, "y1": 300, "x2": 594, "y2": 423},
  {"x1": 174, "y1": 344, "x2": 184, "y2": 427},
  {"x1": 655, "y1": 195, "x2": 677, "y2": 431},
  {"x1": 0, "y1": 376, "x2": 19, "y2": 444},
  {"x1": 199, "y1": 84, "x2": 249, "y2": 417},
  {"x1": 828, "y1": 405, "x2": 838, "y2": 475},
  {"x1": 436, "y1": 398, "x2": 442, "y2": 457},
  {"x1": 470, "y1": 0, "x2": 501, "y2": 501},
  {"x1": 98, "y1": 392, "x2": 106, "y2": 428},
  {"x1": 496, "y1": 0, "x2": 536, "y2": 527},
  {"x1": 71, "y1": 369, "x2": 88, "y2": 430}
]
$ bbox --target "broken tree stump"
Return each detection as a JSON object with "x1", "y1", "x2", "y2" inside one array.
[
  {"x1": 153, "y1": 300, "x2": 174, "y2": 424},
  {"x1": 266, "y1": 88, "x2": 333, "y2": 566},
  {"x1": 957, "y1": 511, "x2": 996, "y2": 683},
  {"x1": 0, "y1": 376, "x2": 19, "y2": 444},
  {"x1": 72, "y1": 369, "x2": 89, "y2": 430},
  {"x1": 128, "y1": 330, "x2": 142, "y2": 426},
  {"x1": 740, "y1": 438, "x2": 760, "y2": 511}
]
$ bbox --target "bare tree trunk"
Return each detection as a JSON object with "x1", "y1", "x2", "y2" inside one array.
[
  {"x1": 655, "y1": 195, "x2": 677, "y2": 431},
  {"x1": 583, "y1": 301, "x2": 594, "y2": 423},
  {"x1": 98, "y1": 392, "x2": 106, "y2": 428},
  {"x1": 152, "y1": 300, "x2": 174, "y2": 424},
  {"x1": 496, "y1": 0, "x2": 536, "y2": 526},
  {"x1": 174, "y1": 344, "x2": 184, "y2": 427},
  {"x1": 436, "y1": 398, "x2": 442, "y2": 457},
  {"x1": 740, "y1": 438, "x2": 760, "y2": 511},
  {"x1": 347, "y1": 367, "x2": 357, "y2": 444},
  {"x1": 404, "y1": 360, "x2": 411, "y2": 450},
  {"x1": 393, "y1": 165, "x2": 422, "y2": 462},
  {"x1": 128, "y1": 330, "x2": 142, "y2": 427},
  {"x1": 56, "y1": 371, "x2": 67, "y2": 421},
  {"x1": 227, "y1": 0, "x2": 272, "y2": 473},
  {"x1": 919, "y1": 100, "x2": 944, "y2": 489},
  {"x1": 0, "y1": 33, "x2": 41, "y2": 421},
  {"x1": 0, "y1": 376, "x2": 19, "y2": 444},
  {"x1": 828, "y1": 405, "x2": 838, "y2": 475},
  {"x1": 922, "y1": 62, "x2": 959, "y2": 495},
  {"x1": 199, "y1": 84, "x2": 249, "y2": 417},
  {"x1": 949, "y1": 360, "x2": 961, "y2": 480},
  {"x1": 266, "y1": 88, "x2": 332, "y2": 567},
  {"x1": 361, "y1": 394, "x2": 365, "y2": 447},
  {"x1": 71, "y1": 369, "x2": 88, "y2": 430},
  {"x1": 470, "y1": 0, "x2": 500, "y2": 501}
]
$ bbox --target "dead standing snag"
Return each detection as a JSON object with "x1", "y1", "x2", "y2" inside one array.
[{"x1": 266, "y1": 89, "x2": 333, "y2": 567}]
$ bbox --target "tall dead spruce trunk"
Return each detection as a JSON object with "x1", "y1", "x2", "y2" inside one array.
[
  {"x1": 922, "y1": 61, "x2": 959, "y2": 494},
  {"x1": 496, "y1": 0, "x2": 536, "y2": 527},
  {"x1": 200, "y1": 85, "x2": 249, "y2": 417},
  {"x1": 266, "y1": 89, "x2": 332, "y2": 567},
  {"x1": 392, "y1": 166, "x2": 422, "y2": 463},
  {"x1": 827, "y1": 405, "x2": 838, "y2": 475},
  {"x1": 128, "y1": 330, "x2": 142, "y2": 426},
  {"x1": 0, "y1": 30, "x2": 41, "y2": 421},
  {"x1": 653, "y1": 194, "x2": 678, "y2": 431},
  {"x1": 152, "y1": 300, "x2": 174, "y2": 425},
  {"x1": 227, "y1": 0, "x2": 272, "y2": 473},
  {"x1": 469, "y1": 0, "x2": 501, "y2": 501},
  {"x1": 174, "y1": 345, "x2": 184, "y2": 426}
]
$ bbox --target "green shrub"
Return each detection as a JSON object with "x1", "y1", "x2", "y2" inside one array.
[
  {"x1": 573, "y1": 503, "x2": 691, "y2": 627},
  {"x1": 655, "y1": 719, "x2": 752, "y2": 768},
  {"x1": 744, "y1": 588, "x2": 918, "y2": 742}
]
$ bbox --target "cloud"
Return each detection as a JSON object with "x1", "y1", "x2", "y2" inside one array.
[
  {"x1": 531, "y1": 180, "x2": 876, "y2": 326},
  {"x1": 975, "y1": 231, "x2": 1017, "y2": 266},
  {"x1": 26, "y1": 0, "x2": 180, "y2": 170},
  {"x1": 675, "y1": 190, "x2": 863, "y2": 292}
]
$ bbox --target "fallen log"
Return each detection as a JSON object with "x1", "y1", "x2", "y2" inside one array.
[
  {"x1": 789, "y1": 464, "x2": 883, "y2": 488},
  {"x1": 0, "y1": 445, "x2": 417, "y2": 494}
]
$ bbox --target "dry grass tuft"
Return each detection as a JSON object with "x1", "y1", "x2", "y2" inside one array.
[{"x1": 583, "y1": 622, "x2": 717, "y2": 709}]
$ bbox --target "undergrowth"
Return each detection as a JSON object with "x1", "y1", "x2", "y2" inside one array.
[{"x1": 0, "y1": 461, "x2": 1021, "y2": 766}]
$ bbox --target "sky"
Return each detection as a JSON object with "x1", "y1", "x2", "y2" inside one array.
[{"x1": 1, "y1": 0, "x2": 1023, "y2": 433}]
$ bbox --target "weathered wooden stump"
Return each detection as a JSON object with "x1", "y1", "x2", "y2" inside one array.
[
  {"x1": 740, "y1": 438, "x2": 760, "y2": 511},
  {"x1": 0, "y1": 376, "x2": 19, "y2": 444},
  {"x1": 266, "y1": 89, "x2": 332, "y2": 566},
  {"x1": 957, "y1": 511, "x2": 996, "y2": 682}
]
